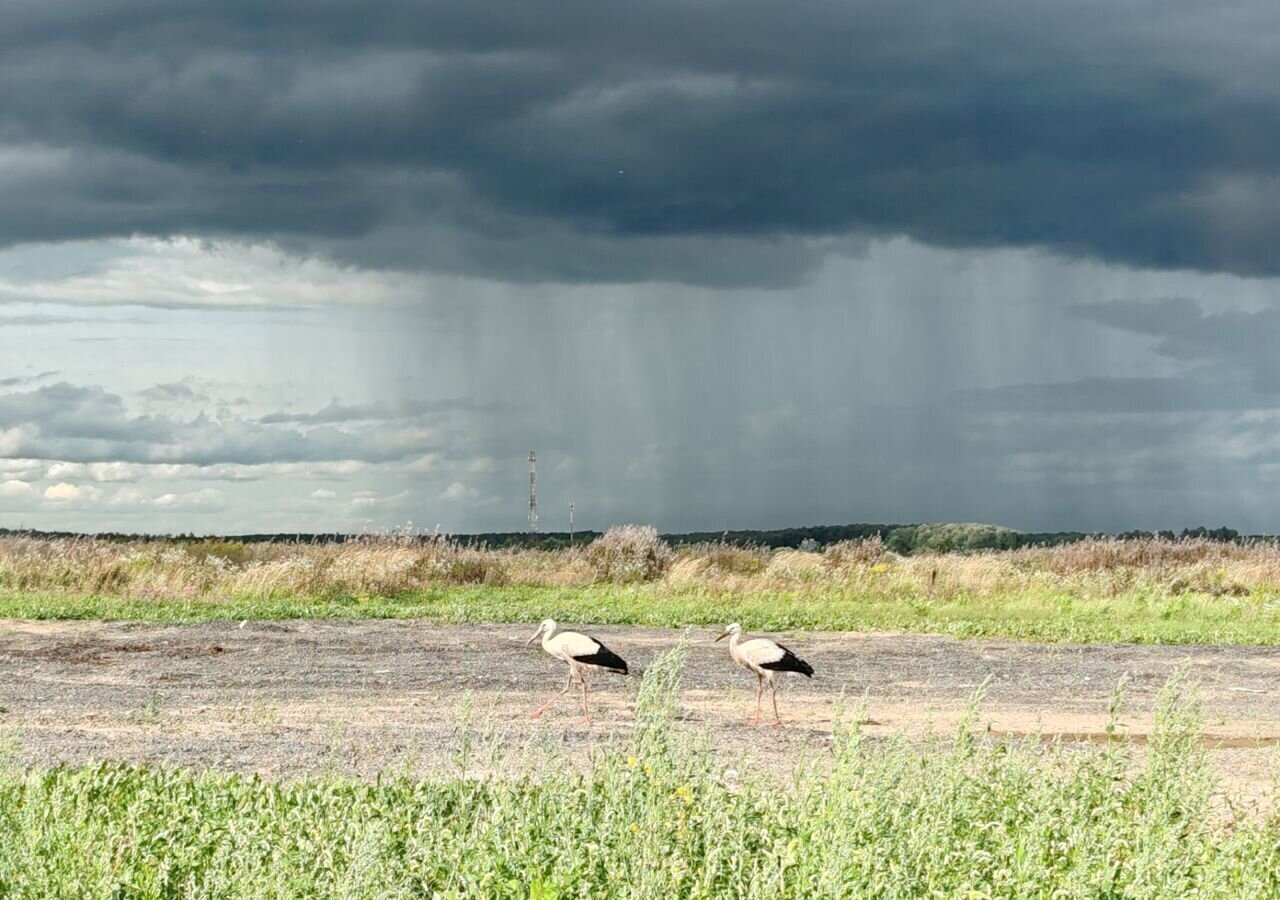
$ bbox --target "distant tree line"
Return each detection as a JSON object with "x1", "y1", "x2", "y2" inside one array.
[{"x1": 0, "y1": 522, "x2": 1252, "y2": 553}]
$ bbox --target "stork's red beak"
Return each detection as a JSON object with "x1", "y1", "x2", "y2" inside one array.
[
  {"x1": 714, "y1": 630, "x2": 730, "y2": 642},
  {"x1": 524, "y1": 629, "x2": 540, "y2": 648}
]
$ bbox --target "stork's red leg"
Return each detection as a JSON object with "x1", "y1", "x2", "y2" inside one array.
[
  {"x1": 749, "y1": 673, "x2": 763, "y2": 725},
  {"x1": 770, "y1": 680, "x2": 783, "y2": 727},
  {"x1": 575, "y1": 676, "x2": 591, "y2": 725},
  {"x1": 531, "y1": 669, "x2": 573, "y2": 719}
]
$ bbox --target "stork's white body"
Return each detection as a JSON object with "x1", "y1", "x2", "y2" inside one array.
[
  {"x1": 728, "y1": 635, "x2": 791, "y2": 678},
  {"x1": 542, "y1": 629, "x2": 605, "y2": 683},
  {"x1": 526, "y1": 619, "x2": 628, "y2": 723},
  {"x1": 717, "y1": 623, "x2": 813, "y2": 726}
]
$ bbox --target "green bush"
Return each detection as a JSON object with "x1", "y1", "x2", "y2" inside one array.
[{"x1": 886, "y1": 522, "x2": 1021, "y2": 553}]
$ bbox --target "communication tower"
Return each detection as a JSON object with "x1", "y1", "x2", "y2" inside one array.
[{"x1": 528, "y1": 451, "x2": 538, "y2": 533}]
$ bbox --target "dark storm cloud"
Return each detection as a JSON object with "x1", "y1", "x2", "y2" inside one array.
[{"x1": 4, "y1": 1, "x2": 1280, "y2": 283}]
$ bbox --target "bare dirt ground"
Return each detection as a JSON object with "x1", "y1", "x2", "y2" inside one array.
[{"x1": 2, "y1": 619, "x2": 1279, "y2": 808}]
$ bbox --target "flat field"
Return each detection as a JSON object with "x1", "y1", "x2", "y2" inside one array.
[
  {"x1": 3, "y1": 620, "x2": 1280, "y2": 895},
  {"x1": 5, "y1": 535, "x2": 1280, "y2": 896},
  {"x1": 3, "y1": 619, "x2": 1280, "y2": 795},
  {"x1": 6, "y1": 533, "x2": 1280, "y2": 643}
]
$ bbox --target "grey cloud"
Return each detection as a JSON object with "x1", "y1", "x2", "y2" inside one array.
[
  {"x1": 0, "y1": 382, "x2": 444, "y2": 466},
  {"x1": 69, "y1": 334, "x2": 203, "y2": 342},
  {"x1": 956, "y1": 374, "x2": 1268, "y2": 414},
  {"x1": 4, "y1": 1, "x2": 1280, "y2": 283},
  {"x1": 975, "y1": 409, "x2": 1280, "y2": 490},
  {"x1": 0, "y1": 383, "x2": 173, "y2": 443},
  {"x1": 0, "y1": 370, "x2": 59, "y2": 388},
  {"x1": 1072, "y1": 298, "x2": 1206, "y2": 338},
  {"x1": 259, "y1": 397, "x2": 516, "y2": 425},
  {"x1": 0, "y1": 313, "x2": 104, "y2": 326},
  {"x1": 955, "y1": 294, "x2": 1280, "y2": 416},
  {"x1": 1075, "y1": 298, "x2": 1280, "y2": 391},
  {"x1": 139, "y1": 378, "x2": 210, "y2": 404}
]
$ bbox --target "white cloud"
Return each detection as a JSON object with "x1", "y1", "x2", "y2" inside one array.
[
  {"x1": 440, "y1": 481, "x2": 480, "y2": 502},
  {"x1": 46, "y1": 460, "x2": 139, "y2": 482},
  {"x1": 0, "y1": 480, "x2": 34, "y2": 498},
  {"x1": 107, "y1": 487, "x2": 147, "y2": 506},
  {"x1": 403, "y1": 453, "x2": 441, "y2": 474},
  {"x1": 309, "y1": 488, "x2": 337, "y2": 499},
  {"x1": 153, "y1": 488, "x2": 221, "y2": 507},
  {"x1": 0, "y1": 426, "x2": 37, "y2": 457},
  {"x1": 38, "y1": 459, "x2": 374, "y2": 483},
  {"x1": 350, "y1": 489, "x2": 411, "y2": 509},
  {"x1": 108, "y1": 487, "x2": 222, "y2": 509},
  {"x1": 43, "y1": 482, "x2": 100, "y2": 503},
  {"x1": 553, "y1": 455, "x2": 581, "y2": 475},
  {"x1": 464, "y1": 456, "x2": 497, "y2": 475}
]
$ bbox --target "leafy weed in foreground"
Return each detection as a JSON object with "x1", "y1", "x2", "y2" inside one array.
[{"x1": 1, "y1": 656, "x2": 1279, "y2": 897}]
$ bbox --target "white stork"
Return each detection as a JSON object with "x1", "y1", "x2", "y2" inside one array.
[
  {"x1": 525, "y1": 619, "x2": 629, "y2": 723},
  {"x1": 715, "y1": 622, "x2": 814, "y2": 726}
]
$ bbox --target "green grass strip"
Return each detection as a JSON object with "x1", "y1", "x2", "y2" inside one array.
[{"x1": 6, "y1": 582, "x2": 1280, "y2": 644}]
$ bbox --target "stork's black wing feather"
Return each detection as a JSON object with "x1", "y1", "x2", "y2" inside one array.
[
  {"x1": 759, "y1": 643, "x2": 814, "y2": 678},
  {"x1": 572, "y1": 640, "x2": 629, "y2": 674}
]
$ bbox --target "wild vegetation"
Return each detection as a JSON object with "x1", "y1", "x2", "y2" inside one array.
[
  {"x1": 1, "y1": 650, "x2": 1277, "y2": 897},
  {"x1": 5, "y1": 528, "x2": 1280, "y2": 642},
  {"x1": 0, "y1": 521, "x2": 1248, "y2": 551}
]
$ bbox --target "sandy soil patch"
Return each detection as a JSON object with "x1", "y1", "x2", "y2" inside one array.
[{"x1": 3, "y1": 619, "x2": 1278, "y2": 807}]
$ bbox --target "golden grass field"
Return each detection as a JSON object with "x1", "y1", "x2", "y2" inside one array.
[
  {"x1": 4, "y1": 527, "x2": 1280, "y2": 642},
  {"x1": 3, "y1": 528, "x2": 1279, "y2": 601}
]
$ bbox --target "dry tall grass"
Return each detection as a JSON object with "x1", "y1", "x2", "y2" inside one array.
[{"x1": 3, "y1": 532, "x2": 1280, "y2": 603}]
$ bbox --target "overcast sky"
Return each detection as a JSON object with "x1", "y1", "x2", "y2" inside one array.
[{"x1": 4, "y1": 0, "x2": 1280, "y2": 535}]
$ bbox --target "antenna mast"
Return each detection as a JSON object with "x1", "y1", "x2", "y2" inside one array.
[
  {"x1": 569, "y1": 500, "x2": 574, "y2": 545},
  {"x1": 528, "y1": 450, "x2": 538, "y2": 533}
]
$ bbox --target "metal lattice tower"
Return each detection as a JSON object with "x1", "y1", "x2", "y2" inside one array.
[{"x1": 528, "y1": 450, "x2": 538, "y2": 533}]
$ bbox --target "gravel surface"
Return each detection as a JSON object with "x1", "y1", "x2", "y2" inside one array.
[{"x1": 3, "y1": 619, "x2": 1279, "y2": 803}]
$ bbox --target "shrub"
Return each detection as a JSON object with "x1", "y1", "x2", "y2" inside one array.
[
  {"x1": 764, "y1": 549, "x2": 826, "y2": 580},
  {"x1": 439, "y1": 550, "x2": 509, "y2": 586},
  {"x1": 823, "y1": 535, "x2": 888, "y2": 566},
  {"x1": 702, "y1": 541, "x2": 769, "y2": 576},
  {"x1": 184, "y1": 539, "x2": 250, "y2": 566},
  {"x1": 934, "y1": 523, "x2": 1020, "y2": 552},
  {"x1": 585, "y1": 525, "x2": 673, "y2": 583}
]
